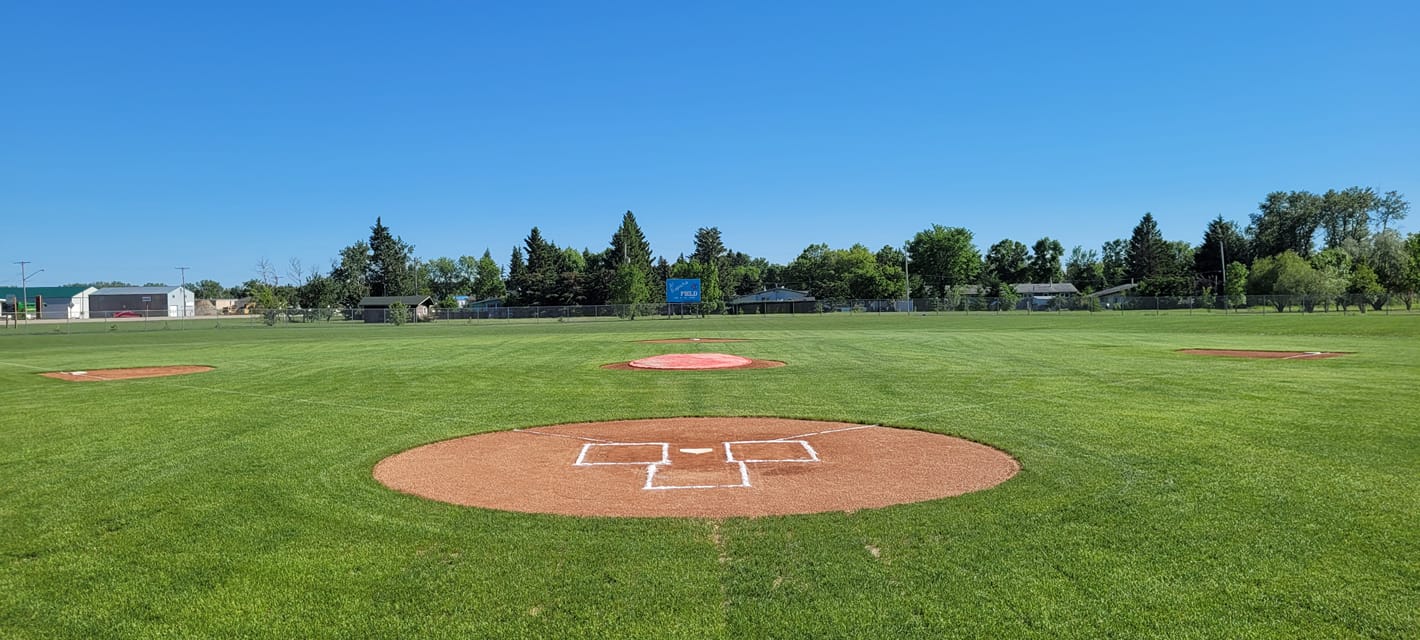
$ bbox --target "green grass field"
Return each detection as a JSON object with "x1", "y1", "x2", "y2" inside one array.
[{"x1": 2, "y1": 314, "x2": 1416, "y2": 638}]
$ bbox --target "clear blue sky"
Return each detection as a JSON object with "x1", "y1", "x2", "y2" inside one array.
[{"x1": 2, "y1": 1, "x2": 1417, "y2": 287}]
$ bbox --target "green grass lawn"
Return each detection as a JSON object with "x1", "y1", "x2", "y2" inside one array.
[{"x1": 1, "y1": 313, "x2": 1416, "y2": 639}]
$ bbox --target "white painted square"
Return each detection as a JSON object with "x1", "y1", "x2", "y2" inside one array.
[
  {"x1": 644, "y1": 462, "x2": 751, "y2": 490},
  {"x1": 574, "y1": 442, "x2": 670, "y2": 466},
  {"x1": 724, "y1": 440, "x2": 819, "y2": 463}
]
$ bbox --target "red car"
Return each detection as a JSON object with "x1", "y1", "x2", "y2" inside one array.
[{"x1": 111, "y1": 311, "x2": 142, "y2": 318}]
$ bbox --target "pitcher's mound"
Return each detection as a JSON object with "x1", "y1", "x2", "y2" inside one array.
[
  {"x1": 636, "y1": 338, "x2": 749, "y2": 344},
  {"x1": 374, "y1": 417, "x2": 1019, "y2": 517},
  {"x1": 40, "y1": 365, "x2": 215, "y2": 382},
  {"x1": 603, "y1": 353, "x2": 785, "y2": 370},
  {"x1": 1178, "y1": 349, "x2": 1347, "y2": 360}
]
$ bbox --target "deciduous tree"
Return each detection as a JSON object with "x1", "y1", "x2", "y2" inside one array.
[
  {"x1": 983, "y1": 239, "x2": 1029, "y2": 286},
  {"x1": 1028, "y1": 237, "x2": 1064, "y2": 283},
  {"x1": 907, "y1": 225, "x2": 981, "y2": 295}
]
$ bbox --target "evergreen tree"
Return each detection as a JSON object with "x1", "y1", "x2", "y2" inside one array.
[
  {"x1": 517, "y1": 227, "x2": 563, "y2": 305},
  {"x1": 1194, "y1": 216, "x2": 1251, "y2": 289},
  {"x1": 1126, "y1": 213, "x2": 1168, "y2": 283},
  {"x1": 692, "y1": 227, "x2": 727, "y2": 266},
  {"x1": 472, "y1": 250, "x2": 506, "y2": 301},
  {"x1": 609, "y1": 211, "x2": 653, "y2": 270},
  {"x1": 367, "y1": 218, "x2": 413, "y2": 296},
  {"x1": 506, "y1": 247, "x2": 526, "y2": 303}
]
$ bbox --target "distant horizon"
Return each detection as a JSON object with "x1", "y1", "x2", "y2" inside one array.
[{"x1": 4, "y1": 1, "x2": 1416, "y2": 287}]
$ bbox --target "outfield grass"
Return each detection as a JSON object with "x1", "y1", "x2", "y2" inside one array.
[{"x1": 1, "y1": 314, "x2": 1416, "y2": 638}]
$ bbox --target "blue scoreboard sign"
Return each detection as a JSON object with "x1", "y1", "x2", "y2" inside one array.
[{"x1": 666, "y1": 278, "x2": 702, "y2": 303}]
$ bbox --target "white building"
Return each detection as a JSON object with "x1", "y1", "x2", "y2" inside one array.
[{"x1": 90, "y1": 286, "x2": 196, "y2": 318}]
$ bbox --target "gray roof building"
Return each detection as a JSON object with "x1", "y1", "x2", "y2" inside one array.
[
  {"x1": 1011, "y1": 283, "x2": 1079, "y2": 295},
  {"x1": 728, "y1": 287, "x2": 814, "y2": 305},
  {"x1": 358, "y1": 296, "x2": 434, "y2": 307}
]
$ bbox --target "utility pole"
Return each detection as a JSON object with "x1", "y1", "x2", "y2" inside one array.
[
  {"x1": 15, "y1": 261, "x2": 41, "y2": 322},
  {"x1": 902, "y1": 245, "x2": 910, "y2": 312},
  {"x1": 1219, "y1": 240, "x2": 1226, "y2": 312},
  {"x1": 176, "y1": 266, "x2": 189, "y2": 319},
  {"x1": 15, "y1": 261, "x2": 30, "y2": 318}
]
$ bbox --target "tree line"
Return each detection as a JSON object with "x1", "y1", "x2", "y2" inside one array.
[{"x1": 88, "y1": 186, "x2": 1417, "y2": 310}]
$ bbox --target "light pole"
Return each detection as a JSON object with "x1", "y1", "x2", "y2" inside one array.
[{"x1": 175, "y1": 266, "x2": 190, "y2": 319}]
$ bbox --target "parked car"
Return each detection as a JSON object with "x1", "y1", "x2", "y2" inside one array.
[{"x1": 111, "y1": 310, "x2": 142, "y2": 318}]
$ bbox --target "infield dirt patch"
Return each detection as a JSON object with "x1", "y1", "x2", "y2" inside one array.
[
  {"x1": 636, "y1": 338, "x2": 750, "y2": 344},
  {"x1": 40, "y1": 366, "x2": 215, "y2": 382},
  {"x1": 374, "y1": 417, "x2": 1019, "y2": 518},
  {"x1": 603, "y1": 353, "x2": 785, "y2": 371},
  {"x1": 1178, "y1": 349, "x2": 1347, "y2": 360}
]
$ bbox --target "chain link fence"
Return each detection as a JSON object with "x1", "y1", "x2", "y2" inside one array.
[{"x1": 2, "y1": 294, "x2": 1416, "y2": 336}]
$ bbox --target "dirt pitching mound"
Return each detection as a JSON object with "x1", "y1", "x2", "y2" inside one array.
[
  {"x1": 603, "y1": 353, "x2": 785, "y2": 370},
  {"x1": 631, "y1": 353, "x2": 752, "y2": 369},
  {"x1": 374, "y1": 417, "x2": 1019, "y2": 518},
  {"x1": 1178, "y1": 349, "x2": 1347, "y2": 360},
  {"x1": 40, "y1": 365, "x2": 215, "y2": 382},
  {"x1": 636, "y1": 338, "x2": 750, "y2": 344}
]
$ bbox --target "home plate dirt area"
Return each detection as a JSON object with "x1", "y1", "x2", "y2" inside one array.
[
  {"x1": 39, "y1": 365, "x2": 215, "y2": 381},
  {"x1": 1177, "y1": 349, "x2": 1348, "y2": 359},
  {"x1": 373, "y1": 418, "x2": 1019, "y2": 518}
]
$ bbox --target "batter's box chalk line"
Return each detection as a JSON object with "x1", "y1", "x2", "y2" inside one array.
[
  {"x1": 724, "y1": 439, "x2": 820, "y2": 463},
  {"x1": 574, "y1": 439, "x2": 823, "y2": 491},
  {"x1": 644, "y1": 461, "x2": 752, "y2": 490},
  {"x1": 573, "y1": 442, "x2": 671, "y2": 466}
]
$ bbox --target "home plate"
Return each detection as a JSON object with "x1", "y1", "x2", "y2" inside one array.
[{"x1": 680, "y1": 448, "x2": 714, "y2": 455}]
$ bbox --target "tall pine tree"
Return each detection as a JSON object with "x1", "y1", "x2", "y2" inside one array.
[
  {"x1": 367, "y1": 217, "x2": 413, "y2": 296},
  {"x1": 1126, "y1": 213, "x2": 1168, "y2": 283}
]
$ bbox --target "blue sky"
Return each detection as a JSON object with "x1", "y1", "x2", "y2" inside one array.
[{"x1": 2, "y1": 1, "x2": 1417, "y2": 286}]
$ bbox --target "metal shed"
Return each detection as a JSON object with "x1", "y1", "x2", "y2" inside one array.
[
  {"x1": 0, "y1": 286, "x2": 97, "y2": 319},
  {"x1": 90, "y1": 286, "x2": 196, "y2": 318}
]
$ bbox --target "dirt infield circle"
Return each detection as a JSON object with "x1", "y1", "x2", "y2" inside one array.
[
  {"x1": 40, "y1": 366, "x2": 215, "y2": 382},
  {"x1": 374, "y1": 418, "x2": 1019, "y2": 517},
  {"x1": 636, "y1": 338, "x2": 750, "y2": 344},
  {"x1": 1178, "y1": 349, "x2": 1347, "y2": 360},
  {"x1": 603, "y1": 354, "x2": 785, "y2": 371}
]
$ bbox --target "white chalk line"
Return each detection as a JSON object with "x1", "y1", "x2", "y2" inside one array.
[
  {"x1": 770, "y1": 424, "x2": 880, "y2": 441},
  {"x1": 0, "y1": 360, "x2": 48, "y2": 371},
  {"x1": 878, "y1": 373, "x2": 1160, "y2": 426},
  {"x1": 515, "y1": 429, "x2": 617, "y2": 444},
  {"x1": 2, "y1": 358, "x2": 453, "y2": 421}
]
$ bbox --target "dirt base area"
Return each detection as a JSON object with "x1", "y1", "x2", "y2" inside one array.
[
  {"x1": 40, "y1": 365, "x2": 215, "y2": 381},
  {"x1": 374, "y1": 417, "x2": 1019, "y2": 518},
  {"x1": 1178, "y1": 349, "x2": 1347, "y2": 360},
  {"x1": 604, "y1": 353, "x2": 785, "y2": 370},
  {"x1": 636, "y1": 338, "x2": 750, "y2": 344}
]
